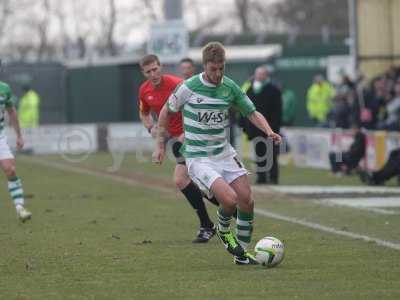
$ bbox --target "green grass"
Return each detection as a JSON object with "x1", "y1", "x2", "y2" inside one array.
[{"x1": 0, "y1": 154, "x2": 399, "y2": 299}]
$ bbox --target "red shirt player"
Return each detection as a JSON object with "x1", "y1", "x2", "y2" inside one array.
[
  {"x1": 139, "y1": 74, "x2": 183, "y2": 138},
  {"x1": 138, "y1": 54, "x2": 217, "y2": 243}
]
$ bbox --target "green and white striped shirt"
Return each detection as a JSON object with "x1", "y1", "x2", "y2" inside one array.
[
  {"x1": 0, "y1": 81, "x2": 14, "y2": 135},
  {"x1": 167, "y1": 73, "x2": 256, "y2": 158}
]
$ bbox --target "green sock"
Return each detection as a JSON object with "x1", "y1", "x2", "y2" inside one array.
[
  {"x1": 8, "y1": 177, "x2": 25, "y2": 207},
  {"x1": 217, "y1": 207, "x2": 232, "y2": 233},
  {"x1": 236, "y1": 209, "x2": 254, "y2": 250}
]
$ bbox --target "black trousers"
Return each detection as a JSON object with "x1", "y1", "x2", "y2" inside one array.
[
  {"x1": 373, "y1": 149, "x2": 400, "y2": 184},
  {"x1": 254, "y1": 138, "x2": 279, "y2": 184},
  {"x1": 329, "y1": 151, "x2": 360, "y2": 174}
]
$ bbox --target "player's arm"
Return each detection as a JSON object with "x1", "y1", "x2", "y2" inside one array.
[
  {"x1": 153, "y1": 83, "x2": 189, "y2": 164},
  {"x1": 6, "y1": 106, "x2": 24, "y2": 150},
  {"x1": 248, "y1": 111, "x2": 281, "y2": 144},
  {"x1": 139, "y1": 110, "x2": 156, "y2": 135},
  {"x1": 138, "y1": 95, "x2": 160, "y2": 138},
  {"x1": 152, "y1": 104, "x2": 171, "y2": 164}
]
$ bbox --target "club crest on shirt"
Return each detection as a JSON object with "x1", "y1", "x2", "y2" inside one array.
[
  {"x1": 203, "y1": 174, "x2": 210, "y2": 183},
  {"x1": 196, "y1": 97, "x2": 204, "y2": 104},
  {"x1": 147, "y1": 95, "x2": 154, "y2": 101}
]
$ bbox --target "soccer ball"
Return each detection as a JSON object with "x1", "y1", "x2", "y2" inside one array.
[{"x1": 254, "y1": 236, "x2": 285, "y2": 267}]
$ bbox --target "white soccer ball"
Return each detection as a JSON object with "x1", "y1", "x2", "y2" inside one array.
[{"x1": 254, "y1": 236, "x2": 285, "y2": 267}]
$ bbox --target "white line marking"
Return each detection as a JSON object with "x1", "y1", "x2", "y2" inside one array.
[
  {"x1": 253, "y1": 185, "x2": 400, "y2": 195},
  {"x1": 316, "y1": 201, "x2": 397, "y2": 215},
  {"x1": 254, "y1": 209, "x2": 400, "y2": 250},
  {"x1": 316, "y1": 198, "x2": 400, "y2": 215},
  {"x1": 24, "y1": 157, "x2": 400, "y2": 251},
  {"x1": 321, "y1": 197, "x2": 400, "y2": 208}
]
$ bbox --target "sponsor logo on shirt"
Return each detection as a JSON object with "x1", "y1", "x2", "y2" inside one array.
[
  {"x1": 198, "y1": 111, "x2": 228, "y2": 124},
  {"x1": 221, "y1": 88, "x2": 230, "y2": 97}
]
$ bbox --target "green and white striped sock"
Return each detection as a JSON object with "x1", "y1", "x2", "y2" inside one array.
[
  {"x1": 217, "y1": 207, "x2": 232, "y2": 233},
  {"x1": 8, "y1": 177, "x2": 25, "y2": 207},
  {"x1": 236, "y1": 209, "x2": 254, "y2": 250}
]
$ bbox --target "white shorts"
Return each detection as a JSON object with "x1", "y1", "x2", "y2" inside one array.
[
  {"x1": 0, "y1": 135, "x2": 14, "y2": 160},
  {"x1": 187, "y1": 155, "x2": 248, "y2": 198}
]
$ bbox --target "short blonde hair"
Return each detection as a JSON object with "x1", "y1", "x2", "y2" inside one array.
[{"x1": 202, "y1": 42, "x2": 225, "y2": 65}]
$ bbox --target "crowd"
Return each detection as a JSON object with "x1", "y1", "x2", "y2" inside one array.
[{"x1": 307, "y1": 65, "x2": 400, "y2": 131}]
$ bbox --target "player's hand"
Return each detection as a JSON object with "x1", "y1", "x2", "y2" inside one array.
[
  {"x1": 16, "y1": 136, "x2": 24, "y2": 150},
  {"x1": 268, "y1": 132, "x2": 282, "y2": 145},
  {"x1": 177, "y1": 133, "x2": 184, "y2": 143},
  {"x1": 152, "y1": 146, "x2": 165, "y2": 165}
]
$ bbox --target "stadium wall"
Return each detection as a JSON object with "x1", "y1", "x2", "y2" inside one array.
[
  {"x1": 4, "y1": 124, "x2": 400, "y2": 172},
  {"x1": 357, "y1": 0, "x2": 400, "y2": 78},
  {"x1": 0, "y1": 62, "x2": 67, "y2": 124}
]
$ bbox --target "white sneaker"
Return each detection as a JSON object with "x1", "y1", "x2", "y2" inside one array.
[{"x1": 16, "y1": 206, "x2": 32, "y2": 222}]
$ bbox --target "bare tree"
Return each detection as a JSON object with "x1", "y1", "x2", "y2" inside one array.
[
  {"x1": 99, "y1": 0, "x2": 118, "y2": 56},
  {"x1": 234, "y1": 0, "x2": 250, "y2": 33},
  {"x1": 70, "y1": 0, "x2": 93, "y2": 59},
  {"x1": 36, "y1": 0, "x2": 51, "y2": 60},
  {"x1": 0, "y1": 0, "x2": 12, "y2": 42},
  {"x1": 272, "y1": 0, "x2": 348, "y2": 35},
  {"x1": 53, "y1": 1, "x2": 71, "y2": 58},
  {"x1": 141, "y1": 0, "x2": 158, "y2": 22}
]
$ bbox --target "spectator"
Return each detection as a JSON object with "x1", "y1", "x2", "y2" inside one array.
[
  {"x1": 377, "y1": 80, "x2": 400, "y2": 131},
  {"x1": 329, "y1": 93, "x2": 351, "y2": 129},
  {"x1": 361, "y1": 77, "x2": 388, "y2": 129},
  {"x1": 18, "y1": 84, "x2": 40, "y2": 129},
  {"x1": 178, "y1": 57, "x2": 196, "y2": 80},
  {"x1": 306, "y1": 74, "x2": 335, "y2": 126},
  {"x1": 359, "y1": 148, "x2": 400, "y2": 186},
  {"x1": 241, "y1": 66, "x2": 282, "y2": 184},
  {"x1": 329, "y1": 123, "x2": 366, "y2": 175},
  {"x1": 280, "y1": 83, "x2": 296, "y2": 126}
]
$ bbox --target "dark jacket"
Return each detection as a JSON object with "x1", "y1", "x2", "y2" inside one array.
[
  {"x1": 241, "y1": 80, "x2": 282, "y2": 140},
  {"x1": 346, "y1": 131, "x2": 366, "y2": 168}
]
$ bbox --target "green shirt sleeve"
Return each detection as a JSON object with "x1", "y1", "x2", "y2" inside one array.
[
  {"x1": 6, "y1": 94, "x2": 16, "y2": 108},
  {"x1": 167, "y1": 83, "x2": 191, "y2": 113},
  {"x1": 232, "y1": 81, "x2": 256, "y2": 117},
  {"x1": 1, "y1": 83, "x2": 14, "y2": 107}
]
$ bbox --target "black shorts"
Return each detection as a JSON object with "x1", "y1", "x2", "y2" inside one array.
[{"x1": 170, "y1": 140, "x2": 186, "y2": 165}]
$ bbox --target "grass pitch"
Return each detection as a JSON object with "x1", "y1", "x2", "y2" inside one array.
[{"x1": 0, "y1": 153, "x2": 399, "y2": 299}]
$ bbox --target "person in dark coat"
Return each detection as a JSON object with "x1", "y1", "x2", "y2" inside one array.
[
  {"x1": 359, "y1": 148, "x2": 400, "y2": 185},
  {"x1": 242, "y1": 66, "x2": 282, "y2": 184},
  {"x1": 329, "y1": 124, "x2": 366, "y2": 175}
]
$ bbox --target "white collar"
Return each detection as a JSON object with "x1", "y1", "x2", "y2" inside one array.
[{"x1": 199, "y1": 72, "x2": 223, "y2": 87}]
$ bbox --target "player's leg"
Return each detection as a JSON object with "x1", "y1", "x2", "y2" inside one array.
[
  {"x1": 223, "y1": 156, "x2": 258, "y2": 265},
  {"x1": 211, "y1": 177, "x2": 258, "y2": 264},
  {"x1": 229, "y1": 175, "x2": 260, "y2": 265},
  {"x1": 186, "y1": 158, "x2": 239, "y2": 250},
  {"x1": 0, "y1": 158, "x2": 32, "y2": 222},
  {"x1": 203, "y1": 194, "x2": 219, "y2": 206},
  {"x1": 229, "y1": 174, "x2": 253, "y2": 250},
  {"x1": 210, "y1": 177, "x2": 246, "y2": 256},
  {"x1": 174, "y1": 164, "x2": 215, "y2": 243}
]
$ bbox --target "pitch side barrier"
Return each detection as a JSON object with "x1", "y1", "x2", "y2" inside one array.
[
  {"x1": 275, "y1": 127, "x2": 400, "y2": 170},
  {"x1": 3, "y1": 124, "x2": 400, "y2": 170}
]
